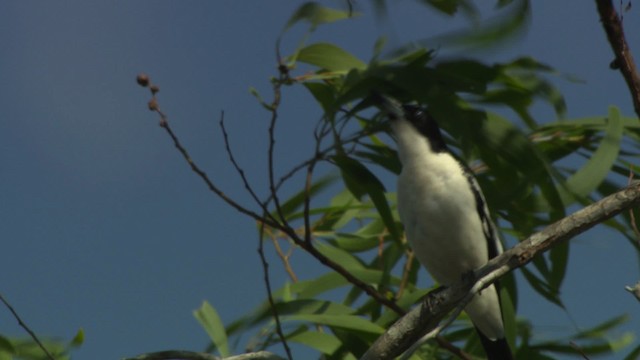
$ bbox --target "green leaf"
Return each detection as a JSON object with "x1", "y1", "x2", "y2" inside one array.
[
  {"x1": 0, "y1": 336, "x2": 14, "y2": 353},
  {"x1": 332, "y1": 232, "x2": 380, "y2": 252},
  {"x1": 434, "y1": 60, "x2": 498, "y2": 94},
  {"x1": 70, "y1": 328, "x2": 84, "y2": 347},
  {"x1": 304, "y1": 82, "x2": 337, "y2": 114},
  {"x1": 193, "y1": 301, "x2": 230, "y2": 357},
  {"x1": 624, "y1": 344, "x2": 640, "y2": 360},
  {"x1": 283, "y1": 314, "x2": 385, "y2": 334},
  {"x1": 297, "y1": 43, "x2": 366, "y2": 72},
  {"x1": 451, "y1": 111, "x2": 564, "y2": 219},
  {"x1": 284, "y1": 2, "x2": 353, "y2": 32},
  {"x1": 520, "y1": 266, "x2": 563, "y2": 307},
  {"x1": 499, "y1": 272, "x2": 518, "y2": 349},
  {"x1": 288, "y1": 329, "x2": 357, "y2": 358},
  {"x1": 249, "y1": 86, "x2": 272, "y2": 111},
  {"x1": 420, "y1": 0, "x2": 530, "y2": 49},
  {"x1": 573, "y1": 314, "x2": 629, "y2": 340},
  {"x1": 354, "y1": 145, "x2": 401, "y2": 175},
  {"x1": 333, "y1": 155, "x2": 400, "y2": 242},
  {"x1": 547, "y1": 240, "x2": 569, "y2": 301},
  {"x1": 272, "y1": 175, "x2": 336, "y2": 221},
  {"x1": 272, "y1": 267, "x2": 402, "y2": 301},
  {"x1": 562, "y1": 106, "x2": 623, "y2": 202},
  {"x1": 314, "y1": 242, "x2": 365, "y2": 270}
]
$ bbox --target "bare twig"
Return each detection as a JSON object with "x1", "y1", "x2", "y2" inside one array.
[
  {"x1": 569, "y1": 341, "x2": 591, "y2": 360},
  {"x1": 0, "y1": 292, "x2": 56, "y2": 360},
  {"x1": 396, "y1": 250, "x2": 414, "y2": 300},
  {"x1": 302, "y1": 126, "x2": 325, "y2": 244},
  {"x1": 137, "y1": 74, "x2": 404, "y2": 322},
  {"x1": 271, "y1": 235, "x2": 299, "y2": 282},
  {"x1": 596, "y1": 0, "x2": 640, "y2": 118},
  {"x1": 258, "y1": 222, "x2": 293, "y2": 360},
  {"x1": 266, "y1": 63, "x2": 290, "y2": 225},
  {"x1": 219, "y1": 111, "x2": 266, "y2": 211},
  {"x1": 302, "y1": 159, "x2": 317, "y2": 244},
  {"x1": 361, "y1": 182, "x2": 640, "y2": 360},
  {"x1": 138, "y1": 77, "x2": 274, "y2": 228}
]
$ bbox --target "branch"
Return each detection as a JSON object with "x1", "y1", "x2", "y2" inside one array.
[
  {"x1": 136, "y1": 74, "x2": 405, "y2": 316},
  {"x1": 219, "y1": 112, "x2": 266, "y2": 211},
  {"x1": 361, "y1": 181, "x2": 640, "y2": 360},
  {"x1": 258, "y1": 222, "x2": 293, "y2": 360},
  {"x1": 0, "y1": 292, "x2": 56, "y2": 360},
  {"x1": 595, "y1": 0, "x2": 640, "y2": 118}
]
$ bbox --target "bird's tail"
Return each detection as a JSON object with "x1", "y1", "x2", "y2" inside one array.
[{"x1": 477, "y1": 329, "x2": 513, "y2": 360}]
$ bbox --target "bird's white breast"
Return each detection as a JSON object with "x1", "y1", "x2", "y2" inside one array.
[
  {"x1": 392, "y1": 119, "x2": 489, "y2": 284},
  {"x1": 397, "y1": 153, "x2": 490, "y2": 285}
]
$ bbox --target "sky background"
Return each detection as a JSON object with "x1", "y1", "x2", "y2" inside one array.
[{"x1": 1, "y1": 1, "x2": 640, "y2": 359}]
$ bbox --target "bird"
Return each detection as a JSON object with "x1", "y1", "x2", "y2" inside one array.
[{"x1": 375, "y1": 95, "x2": 513, "y2": 360}]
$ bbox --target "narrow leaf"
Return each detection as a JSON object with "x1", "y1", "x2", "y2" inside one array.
[
  {"x1": 297, "y1": 43, "x2": 366, "y2": 72},
  {"x1": 283, "y1": 314, "x2": 385, "y2": 334},
  {"x1": 288, "y1": 330, "x2": 357, "y2": 358},
  {"x1": 563, "y1": 106, "x2": 623, "y2": 201},
  {"x1": 333, "y1": 155, "x2": 400, "y2": 241},
  {"x1": 284, "y1": 2, "x2": 353, "y2": 32},
  {"x1": 193, "y1": 301, "x2": 230, "y2": 357},
  {"x1": 70, "y1": 328, "x2": 84, "y2": 347}
]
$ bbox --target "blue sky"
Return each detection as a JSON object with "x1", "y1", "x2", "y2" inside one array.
[{"x1": 1, "y1": 1, "x2": 639, "y2": 359}]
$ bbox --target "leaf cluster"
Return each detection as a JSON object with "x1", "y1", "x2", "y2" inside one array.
[{"x1": 195, "y1": 1, "x2": 640, "y2": 359}]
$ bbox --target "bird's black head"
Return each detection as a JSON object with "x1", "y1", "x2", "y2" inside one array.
[{"x1": 400, "y1": 105, "x2": 449, "y2": 153}]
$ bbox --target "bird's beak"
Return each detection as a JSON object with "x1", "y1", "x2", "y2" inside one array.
[{"x1": 371, "y1": 92, "x2": 404, "y2": 121}]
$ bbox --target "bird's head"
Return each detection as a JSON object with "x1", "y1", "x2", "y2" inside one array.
[{"x1": 372, "y1": 93, "x2": 448, "y2": 153}]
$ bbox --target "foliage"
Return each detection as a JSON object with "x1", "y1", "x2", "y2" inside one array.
[
  {"x1": 187, "y1": 1, "x2": 640, "y2": 359},
  {"x1": 0, "y1": 330, "x2": 83, "y2": 360}
]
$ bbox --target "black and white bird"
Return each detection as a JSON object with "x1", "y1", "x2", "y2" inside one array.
[{"x1": 376, "y1": 95, "x2": 513, "y2": 360}]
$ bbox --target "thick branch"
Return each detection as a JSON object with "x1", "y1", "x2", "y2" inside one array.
[
  {"x1": 361, "y1": 182, "x2": 640, "y2": 360},
  {"x1": 596, "y1": 0, "x2": 640, "y2": 118}
]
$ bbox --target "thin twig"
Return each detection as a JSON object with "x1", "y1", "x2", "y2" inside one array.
[
  {"x1": 147, "y1": 93, "x2": 274, "y2": 227},
  {"x1": 396, "y1": 250, "x2": 414, "y2": 300},
  {"x1": 0, "y1": 292, "x2": 56, "y2": 360},
  {"x1": 596, "y1": 0, "x2": 640, "y2": 118},
  {"x1": 258, "y1": 221, "x2": 293, "y2": 360},
  {"x1": 271, "y1": 235, "x2": 299, "y2": 283},
  {"x1": 266, "y1": 62, "x2": 290, "y2": 225},
  {"x1": 303, "y1": 159, "x2": 317, "y2": 244},
  {"x1": 219, "y1": 111, "x2": 266, "y2": 211},
  {"x1": 137, "y1": 74, "x2": 404, "y2": 317},
  {"x1": 569, "y1": 341, "x2": 591, "y2": 360}
]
